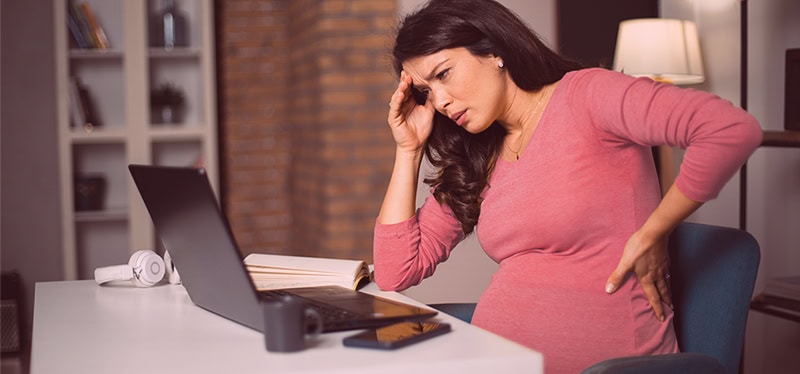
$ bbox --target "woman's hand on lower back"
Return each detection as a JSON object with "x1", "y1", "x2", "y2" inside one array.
[{"x1": 605, "y1": 229, "x2": 673, "y2": 322}]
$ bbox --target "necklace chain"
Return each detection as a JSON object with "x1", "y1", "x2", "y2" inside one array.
[{"x1": 506, "y1": 85, "x2": 552, "y2": 160}]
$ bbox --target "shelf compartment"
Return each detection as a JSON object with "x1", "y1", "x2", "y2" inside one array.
[
  {"x1": 72, "y1": 143, "x2": 128, "y2": 212},
  {"x1": 69, "y1": 58, "x2": 126, "y2": 130},
  {"x1": 149, "y1": 59, "x2": 205, "y2": 126},
  {"x1": 147, "y1": 0, "x2": 201, "y2": 49},
  {"x1": 66, "y1": 0, "x2": 125, "y2": 52},
  {"x1": 152, "y1": 140, "x2": 204, "y2": 168},
  {"x1": 76, "y1": 220, "x2": 130, "y2": 280}
]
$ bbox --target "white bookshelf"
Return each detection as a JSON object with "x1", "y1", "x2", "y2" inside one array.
[{"x1": 54, "y1": 0, "x2": 219, "y2": 280}]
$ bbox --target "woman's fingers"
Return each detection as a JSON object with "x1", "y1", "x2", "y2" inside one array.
[
  {"x1": 389, "y1": 73, "x2": 412, "y2": 113},
  {"x1": 607, "y1": 231, "x2": 672, "y2": 323},
  {"x1": 641, "y1": 280, "x2": 665, "y2": 322},
  {"x1": 657, "y1": 273, "x2": 673, "y2": 307}
]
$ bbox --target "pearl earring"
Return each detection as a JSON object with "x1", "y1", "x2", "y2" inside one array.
[{"x1": 498, "y1": 60, "x2": 504, "y2": 68}]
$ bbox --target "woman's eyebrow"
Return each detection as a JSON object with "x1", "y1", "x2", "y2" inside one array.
[{"x1": 423, "y1": 59, "x2": 450, "y2": 82}]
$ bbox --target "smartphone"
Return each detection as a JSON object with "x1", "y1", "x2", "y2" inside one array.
[{"x1": 342, "y1": 321, "x2": 451, "y2": 350}]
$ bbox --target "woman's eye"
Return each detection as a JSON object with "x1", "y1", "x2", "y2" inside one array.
[
  {"x1": 411, "y1": 85, "x2": 430, "y2": 95},
  {"x1": 436, "y1": 68, "x2": 450, "y2": 80},
  {"x1": 411, "y1": 87, "x2": 429, "y2": 104}
]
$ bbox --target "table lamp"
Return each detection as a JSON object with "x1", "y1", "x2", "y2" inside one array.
[{"x1": 613, "y1": 18, "x2": 705, "y2": 85}]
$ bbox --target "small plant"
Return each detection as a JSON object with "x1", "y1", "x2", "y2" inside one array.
[{"x1": 150, "y1": 82, "x2": 185, "y2": 107}]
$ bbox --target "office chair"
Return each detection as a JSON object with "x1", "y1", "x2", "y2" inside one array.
[{"x1": 430, "y1": 222, "x2": 760, "y2": 374}]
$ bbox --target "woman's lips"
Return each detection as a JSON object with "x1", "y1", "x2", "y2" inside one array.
[{"x1": 450, "y1": 110, "x2": 466, "y2": 126}]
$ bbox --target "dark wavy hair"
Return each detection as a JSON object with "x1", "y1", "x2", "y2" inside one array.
[{"x1": 392, "y1": 0, "x2": 583, "y2": 234}]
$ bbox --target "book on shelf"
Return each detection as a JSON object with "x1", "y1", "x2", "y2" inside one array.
[
  {"x1": 68, "y1": 77, "x2": 86, "y2": 129},
  {"x1": 244, "y1": 253, "x2": 371, "y2": 291},
  {"x1": 79, "y1": 2, "x2": 110, "y2": 49},
  {"x1": 68, "y1": 1, "x2": 109, "y2": 49},
  {"x1": 66, "y1": 8, "x2": 90, "y2": 49},
  {"x1": 68, "y1": 78, "x2": 102, "y2": 131},
  {"x1": 68, "y1": 2, "x2": 94, "y2": 48}
]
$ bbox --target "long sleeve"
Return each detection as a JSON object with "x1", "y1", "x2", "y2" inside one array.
[
  {"x1": 373, "y1": 193, "x2": 465, "y2": 291},
  {"x1": 573, "y1": 68, "x2": 762, "y2": 202}
]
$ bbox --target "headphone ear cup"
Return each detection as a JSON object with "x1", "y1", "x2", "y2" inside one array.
[
  {"x1": 128, "y1": 249, "x2": 165, "y2": 287},
  {"x1": 163, "y1": 250, "x2": 181, "y2": 285}
]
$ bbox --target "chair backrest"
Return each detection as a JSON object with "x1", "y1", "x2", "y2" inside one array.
[{"x1": 668, "y1": 222, "x2": 760, "y2": 374}]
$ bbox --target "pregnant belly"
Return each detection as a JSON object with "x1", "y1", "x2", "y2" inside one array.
[{"x1": 470, "y1": 253, "x2": 673, "y2": 374}]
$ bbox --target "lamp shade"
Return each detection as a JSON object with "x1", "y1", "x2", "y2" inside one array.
[{"x1": 613, "y1": 18, "x2": 704, "y2": 85}]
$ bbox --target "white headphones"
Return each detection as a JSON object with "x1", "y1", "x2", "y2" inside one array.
[
  {"x1": 163, "y1": 250, "x2": 181, "y2": 285},
  {"x1": 94, "y1": 249, "x2": 166, "y2": 287}
]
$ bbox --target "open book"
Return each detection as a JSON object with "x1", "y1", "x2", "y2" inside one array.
[{"x1": 244, "y1": 253, "x2": 371, "y2": 291}]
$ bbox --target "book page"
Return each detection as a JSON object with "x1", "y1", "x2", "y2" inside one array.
[
  {"x1": 244, "y1": 253, "x2": 366, "y2": 276},
  {"x1": 252, "y1": 277, "x2": 355, "y2": 291},
  {"x1": 244, "y1": 253, "x2": 370, "y2": 290}
]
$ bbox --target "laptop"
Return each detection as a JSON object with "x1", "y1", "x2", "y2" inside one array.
[{"x1": 128, "y1": 164, "x2": 437, "y2": 333}]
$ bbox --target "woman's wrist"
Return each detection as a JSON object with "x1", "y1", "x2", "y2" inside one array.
[
  {"x1": 635, "y1": 222, "x2": 665, "y2": 249},
  {"x1": 395, "y1": 147, "x2": 425, "y2": 168},
  {"x1": 377, "y1": 146, "x2": 425, "y2": 225},
  {"x1": 641, "y1": 184, "x2": 703, "y2": 241},
  {"x1": 396, "y1": 145, "x2": 424, "y2": 159}
]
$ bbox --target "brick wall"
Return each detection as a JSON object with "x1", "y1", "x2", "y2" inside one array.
[{"x1": 217, "y1": 0, "x2": 398, "y2": 262}]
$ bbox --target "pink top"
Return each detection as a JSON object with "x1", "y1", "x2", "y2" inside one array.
[{"x1": 373, "y1": 68, "x2": 762, "y2": 373}]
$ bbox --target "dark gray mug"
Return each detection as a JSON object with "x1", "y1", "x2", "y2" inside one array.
[{"x1": 263, "y1": 295, "x2": 323, "y2": 352}]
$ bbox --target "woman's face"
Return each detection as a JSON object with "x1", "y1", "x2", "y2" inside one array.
[{"x1": 402, "y1": 47, "x2": 510, "y2": 134}]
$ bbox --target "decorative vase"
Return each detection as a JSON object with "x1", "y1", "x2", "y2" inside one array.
[
  {"x1": 154, "y1": 105, "x2": 183, "y2": 124},
  {"x1": 74, "y1": 174, "x2": 106, "y2": 211},
  {"x1": 155, "y1": 0, "x2": 187, "y2": 48}
]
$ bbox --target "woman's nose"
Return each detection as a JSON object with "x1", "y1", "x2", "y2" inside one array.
[{"x1": 431, "y1": 89, "x2": 451, "y2": 111}]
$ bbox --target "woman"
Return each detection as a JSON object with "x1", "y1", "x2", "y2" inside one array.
[{"x1": 373, "y1": 0, "x2": 762, "y2": 372}]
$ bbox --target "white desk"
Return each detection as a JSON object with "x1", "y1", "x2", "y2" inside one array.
[{"x1": 31, "y1": 280, "x2": 543, "y2": 373}]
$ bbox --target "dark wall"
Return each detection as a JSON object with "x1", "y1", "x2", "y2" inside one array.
[
  {"x1": 557, "y1": 0, "x2": 659, "y2": 68},
  {"x1": 1, "y1": 0, "x2": 63, "y2": 370}
]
